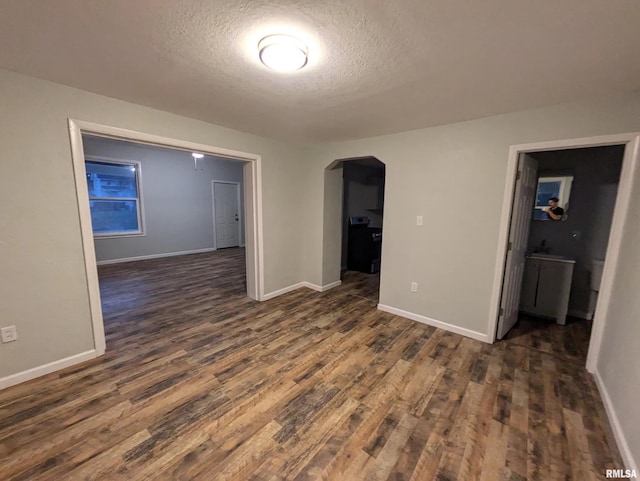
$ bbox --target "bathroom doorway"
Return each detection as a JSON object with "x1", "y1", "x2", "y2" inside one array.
[
  {"x1": 491, "y1": 133, "x2": 640, "y2": 371},
  {"x1": 505, "y1": 145, "x2": 624, "y2": 361},
  {"x1": 498, "y1": 145, "x2": 624, "y2": 361}
]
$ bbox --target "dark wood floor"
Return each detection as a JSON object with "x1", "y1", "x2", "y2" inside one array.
[
  {"x1": 341, "y1": 270, "x2": 380, "y2": 303},
  {"x1": 504, "y1": 315, "x2": 593, "y2": 364},
  {"x1": 0, "y1": 249, "x2": 622, "y2": 480}
]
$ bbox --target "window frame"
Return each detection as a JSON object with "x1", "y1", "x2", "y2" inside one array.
[{"x1": 85, "y1": 155, "x2": 146, "y2": 238}]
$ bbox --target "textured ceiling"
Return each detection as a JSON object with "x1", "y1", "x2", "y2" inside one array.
[{"x1": 1, "y1": 1, "x2": 639, "y2": 144}]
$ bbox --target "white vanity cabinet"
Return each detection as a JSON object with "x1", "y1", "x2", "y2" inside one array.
[{"x1": 520, "y1": 255, "x2": 575, "y2": 325}]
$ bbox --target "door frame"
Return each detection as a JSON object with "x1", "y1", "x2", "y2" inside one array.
[
  {"x1": 488, "y1": 132, "x2": 640, "y2": 372},
  {"x1": 211, "y1": 180, "x2": 243, "y2": 249},
  {"x1": 68, "y1": 119, "x2": 265, "y2": 356}
]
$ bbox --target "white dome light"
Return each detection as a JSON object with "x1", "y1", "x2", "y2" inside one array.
[
  {"x1": 192, "y1": 153, "x2": 204, "y2": 159},
  {"x1": 258, "y1": 34, "x2": 308, "y2": 72}
]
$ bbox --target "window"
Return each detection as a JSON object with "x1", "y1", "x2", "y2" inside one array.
[{"x1": 85, "y1": 158, "x2": 144, "y2": 236}]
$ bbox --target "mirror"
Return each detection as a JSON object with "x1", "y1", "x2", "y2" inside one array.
[{"x1": 532, "y1": 175, "x2": 573, "y2": 221}]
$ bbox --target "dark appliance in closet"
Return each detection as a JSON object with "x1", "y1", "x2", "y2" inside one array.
[{"x1": 347, "y1": 216, "x2": 382, "y2": 274}]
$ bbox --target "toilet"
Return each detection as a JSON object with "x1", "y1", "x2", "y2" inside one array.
[{"x1": 588, "y1": 260, "x2": 605, "y2": 319}]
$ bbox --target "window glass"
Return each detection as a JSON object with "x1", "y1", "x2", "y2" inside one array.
[
  {"x1": 85, "y1": 160, "x2": 142, "y2": 235},
  {"x1": 535, "y1": 180, "x2": 561, "y2": 207},
  {"x1": 89, "y1": 200, "x2": 139, "y2": 233},
  {"x1": 86, "y1": 161, "x2": 138, "y2": 198}
]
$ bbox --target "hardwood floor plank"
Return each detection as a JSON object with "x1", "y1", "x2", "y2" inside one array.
[
  {"x1": 261, "y1": 396, "x2": 360, "y2": 480},
  {"x1": 311, "y1": 402, "x2": 391, "y2": 480},
  {"x1": 564, "y1": 408, "x2": 597, "y2": 481},
  {"x1": 359, "y1": 411, "x2": 418, "y2": 481},
  {"x1": 407, "y1": 433, "x2": 445, "y2": 481},
  {"x1": 208, "y1": 420, "x2": 282, "y2": 481},
  {"x1": 289, "y1": 403, "x2": 368, "y2": 481},
  {"x1": 479, "y1": 420, "x2": 510, "y2": 481}
]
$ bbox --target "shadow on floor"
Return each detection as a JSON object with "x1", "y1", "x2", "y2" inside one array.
[
  {"x1": 503, "y1": 314, "x2": 592, "y2": 364},
  {"x1": 340, "y1": 270, "x2": 380, "y2": 303}
]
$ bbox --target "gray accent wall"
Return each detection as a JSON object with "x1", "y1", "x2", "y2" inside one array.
[
  {"x1": 83, "y1": 135, "x2": 245, "y2": 262},
  {"x1": 527, "y1": 146, "x2": 624, "y2": 317}
]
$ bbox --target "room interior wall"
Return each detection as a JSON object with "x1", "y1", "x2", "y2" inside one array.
[
  {"x1": 596, "y1": 154, "x2": 640, "y2": 471},
  {"x1": 526, "y1": 146, "x2": 624, "y2": 318},
  {"x1": 82, "y1": 135, "x2": 246, "y2": 262},
  {"x1": 322, "y1": 166, "x2": 344, "y2": 287},
  {"x1": 0, "y1": 68, "x2": 307, "y2": 380}
]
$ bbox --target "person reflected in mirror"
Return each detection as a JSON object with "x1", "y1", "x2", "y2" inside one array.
[{"x1": 544, "y1": 197, "x2": 564, "y2": 220}]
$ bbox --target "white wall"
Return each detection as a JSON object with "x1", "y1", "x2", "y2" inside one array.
[
  {"x1": 596, "y1": 156, "x2": 640, "y2": 471},
  {"x1": 0, "y1": 68, "x2": 307, "y2": 379},
  {"x1": 83, "y1": 135, "x2": 246, "y2": 262},
  {"x1": 527, "y1": 146, "x2": 624, "y2": 317}
]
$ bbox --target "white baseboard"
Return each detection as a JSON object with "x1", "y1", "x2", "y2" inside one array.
[
  {"x1": 303, "y1": 280, "x2": 342, "y2": 292},
  {"x1": 262, "y1": 282, "x2": 307, "y2": 301},
  {"x1": 0, "y1": 350, "x2": 98, "y2": 390},
  {"x1": 568, "y1": 309, "x2": 593, "y2": 320},
  {"x1": 377, "y1": 304, "x2": 490, "y2": 343},
  {"x1": 593, "y1": 369, "x2": 637, "y2": 472},
  {"x1": 262, "y1": 280, "x2": 342, "y2": 301},
  {"x1": 96, "y1": 248, "x2": 216, "y2": 265}
]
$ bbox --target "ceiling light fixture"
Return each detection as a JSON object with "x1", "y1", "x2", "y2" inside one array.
[
  {"x1": 192, "y1": 152, "x2": 204, "y2": 170},
  {"x1": 258, "y1": 34, "x2": 308, "y2": 72}
]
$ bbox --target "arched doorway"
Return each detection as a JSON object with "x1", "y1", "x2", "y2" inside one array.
[{"x1": 324, "y1": 156, "x2": 385, "y2": 302}]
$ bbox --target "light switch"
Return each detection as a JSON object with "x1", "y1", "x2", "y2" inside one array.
[{"x1": 416, "y1": 216, "x2": 423, "y2": 226}]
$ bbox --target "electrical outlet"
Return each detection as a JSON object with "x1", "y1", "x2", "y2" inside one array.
[
  {"x1": 416, "y1": 216, "x2": 424, "y2": 226},
  {"x1": 410, "y1": 282, "x2": 418, "y2": 292},
  {"x1": 1, "y1": 326, "x2": 18, "y2": 343}
]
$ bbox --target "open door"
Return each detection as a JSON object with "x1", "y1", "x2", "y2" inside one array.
[{"x1": 496, "y1": 153, "x2": 538, "y2": 339}]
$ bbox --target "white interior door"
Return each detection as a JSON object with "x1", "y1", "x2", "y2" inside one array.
[
  {"x1": 213, "y1": 182, "x2": 240, "y2": 249},
  {"x1": 497, "y1": 153, "x2": 538, "y2": 339}
]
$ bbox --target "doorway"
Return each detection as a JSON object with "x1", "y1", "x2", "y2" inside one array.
[
  {"x1": 340, "y1": 157, "x2": 385, "y2": 302},
  {"x1": 83, "y1": 134, "x2": 249, "y2": 346},
  {"x1": 490, "y1": 133, "x2": 640, "y2": 371},
  {"x1": 68, "y1": 119, "x2": 264, "y2": 357},
  {"x1": 212, "y1": 181, "x2": 242, "y2": 249}
]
